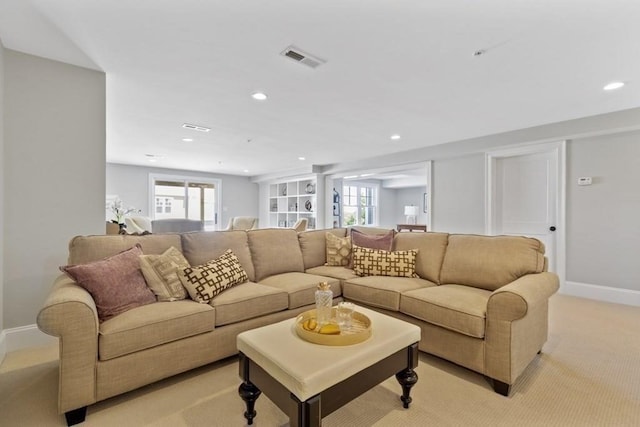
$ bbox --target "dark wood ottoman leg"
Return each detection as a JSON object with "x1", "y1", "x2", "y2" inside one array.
[
  {"x1": 395, "y1": 342, "x2": 419, "y2": 408},
  {"x1": 395, "y1": 368, "x2": 418, "y2": 408},
  {"x1": 239, "y1": 381, "x2": 261, "y2": 425},
  {"x1": 239, "y1": 352, "x2": 261, "y2": 425}
]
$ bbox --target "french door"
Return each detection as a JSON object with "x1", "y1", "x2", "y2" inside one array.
[{"x1": 150, "y1": 174, "x2": 221, "y2": 230}]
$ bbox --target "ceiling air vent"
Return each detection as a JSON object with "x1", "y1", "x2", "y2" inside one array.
[
  {"x1": 182, "y1": 123, "x2": 211, "y2": 132},
  {"x1": 281, "y1": 46, "x2": 326, "y2": 69}
]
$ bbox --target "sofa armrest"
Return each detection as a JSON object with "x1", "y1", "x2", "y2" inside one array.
[
  {"x1": 484, "y1": 272, "x2": 559, "y2": 386},
  {"x1": 37, "y1": 274, "x2": 99, "y2": 414},
  {"x1": 487, "y1": 272, "x2": 560, "y2": 321}
]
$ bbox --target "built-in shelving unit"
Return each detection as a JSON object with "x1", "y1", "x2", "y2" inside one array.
[
  {"x1": 332, "y1": 187, "x2": 341, "y2": 228},
  {"x1": 269, "y1": 178, "x2": 317, "y2": 229}
]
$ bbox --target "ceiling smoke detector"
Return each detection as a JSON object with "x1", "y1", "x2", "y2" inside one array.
[
  {"x1": 281, "y1": 46, "x2": 326, "y2": 69},
  {"x1": 182, "y1": 123, "x2": 211, "y2": 132}
]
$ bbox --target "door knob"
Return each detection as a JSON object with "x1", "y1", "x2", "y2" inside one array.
[{"x1": 549, "y1": 226, "x2": 556, "y2": 232}]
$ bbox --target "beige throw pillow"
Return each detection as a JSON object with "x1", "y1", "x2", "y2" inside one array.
[
  {"x1": 325, "y1": 233, "x2": 352, "y2": 266},
  {"x1": 352, "y1": 245, "x2": 418, "y2": 278},
  {"x1": 178, "y1": 249, "x2": 248, "y2": 303},
  {"x1": 139, "y1": 246, "x2": 190, "y2": 301}
]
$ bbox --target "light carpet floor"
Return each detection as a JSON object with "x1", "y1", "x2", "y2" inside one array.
[{"x1": 1, "y1": 294, "x2": 639, "y2": 426}]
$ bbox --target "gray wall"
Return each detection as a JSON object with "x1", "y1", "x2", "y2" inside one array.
[
  {"x1": 106, "y1": 163, "x2": 259, "y2": 229},
  {"x1": 0, "y1": 42, "x2": 5, "y2": 337},
  {"x1": 432, "y1": 154, "x2": 486, "y2": 234},
  {"x1": 566, "y1": 131, "x2": 640, "y2": 291},
  {"x1": 376, "y1": 186, "x2": 397, "y2": 229},
  {"x1": 3, "y1": 50, "x2": 105, "y2": 329},
  {"x1": 323, "y1": 109, "x2": 640, "y2": 295},
  {"x1": 394, "y1": 187, "x2": 428, "y2": 227}
]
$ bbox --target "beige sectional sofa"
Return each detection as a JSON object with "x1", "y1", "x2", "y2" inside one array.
[{"x1": 38, "y1": 227, "x2": 559, "y2": 425}]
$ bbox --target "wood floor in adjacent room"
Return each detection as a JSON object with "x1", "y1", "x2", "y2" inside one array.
[{"x1": 1, "y1": 294, "x2": 639, "y2": 426}]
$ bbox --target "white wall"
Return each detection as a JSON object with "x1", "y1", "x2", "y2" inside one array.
[
  {"x1": 107, "y1": 163, "x2": 258, "y2": 229},
  {"x1": 3, "y1": 50, "x2": 105, "y2": 334}
]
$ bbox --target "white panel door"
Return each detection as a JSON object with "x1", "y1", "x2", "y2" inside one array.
[{"x1": 492, "y1": 149, "x2": 558, "y2": 272}]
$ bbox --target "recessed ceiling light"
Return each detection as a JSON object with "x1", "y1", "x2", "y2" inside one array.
[
  {"x1": 243, "y1": 169, "x2": 249, "y2": 173},
  {"x1": 252, "y1": 92, "x2": 268, "y2": 100},
  {"x1": 603, "y1": 81, "x2": 625, "y2": 91},
  {"x1": 343, "y1": 175, "x2": 358, "y2": 179},
  {"x1": 360, "y1": 173, "x2": 374, "y2": 177},
  {"x1": 390, "y1": 134, "x2": 401, "y2": 140},
  {"x1": 182, "y1": 138, "x2": 193, "y2": 142},
  {"x1": 298, "y1": 157, "x2": 306, "y2": 161}
]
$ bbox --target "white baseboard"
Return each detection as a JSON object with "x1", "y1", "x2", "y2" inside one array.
[
  {"x1": 562, "y1": 281, "x2": 640, "y2": 307},
  {"x1": 1, "y1": 324, "x2": 57, "y2": 354},
  {"x1": 0, "y1": 330, "x2": 6, "y2": 365}
]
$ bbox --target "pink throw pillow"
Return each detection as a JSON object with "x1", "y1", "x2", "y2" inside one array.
[
  {"x1": 351, "y1": 228, "x2": 395, "y2": 251},
  {"x1": 60, "y1": 244, "x2": 156, "y2": 321}
]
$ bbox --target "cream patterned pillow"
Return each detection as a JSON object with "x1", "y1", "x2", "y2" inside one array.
[
  {"x1": 325, "y1": 233, "x2": 352, "y2": 266},
  {"x1": 178, "y1": 249, "x2": 248, "y2": 303},
  {"x1": 139, "y1": 246, "x2": 190, "y2": 302},
  {"x1": 352, "y1": 245, "x2": 418, "y2": 278}
]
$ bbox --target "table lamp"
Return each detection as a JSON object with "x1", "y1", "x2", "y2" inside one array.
[{"x1": 404, "y1": 205, "x2": 418, "y2": 224}]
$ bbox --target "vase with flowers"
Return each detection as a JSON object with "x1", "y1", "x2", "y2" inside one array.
[{"x1": 108, "y1": 198, "x2": 140, "y2": 233}]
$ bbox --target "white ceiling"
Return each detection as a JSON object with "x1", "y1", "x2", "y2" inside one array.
[{"x1": 1, "y1": 0, "x2": 638, "y2": 178}]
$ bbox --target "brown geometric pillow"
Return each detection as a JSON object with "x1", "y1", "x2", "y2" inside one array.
[
  {"x1": 178, "y1": 249, "x2": 248, "y2": 303},
  {"x1": 60, "y1": 244, "x2": 156, "y2": 321},
  {"x1": 349, "y1": 228, "x2": 395, "y2": 268},
  {"x1": 325, "y1": 233, "x2": 352, "y2": 266},
  {"x1": 139, "y1": 246, "x2": 190, "y2": 301},
  {"x1": 352, "y1": 245, "x2": 418, "y2": 278}
]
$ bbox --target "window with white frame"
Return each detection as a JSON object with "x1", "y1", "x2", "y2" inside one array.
[
  {"x1": 342, "y1": 182, "x2": 378, "y2": 226},
  {"x1": 150, "y1": 175, "x2": 221, "y2": 230}
]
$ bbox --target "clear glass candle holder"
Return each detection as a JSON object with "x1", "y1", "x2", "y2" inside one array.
[{"x1": 337, "y1": 302, "x2": 355, "y2": 331}]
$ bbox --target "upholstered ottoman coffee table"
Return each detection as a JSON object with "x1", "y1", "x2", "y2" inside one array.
[{"x1": 237, "y1": 305, "x2": 420, "y2": 427}]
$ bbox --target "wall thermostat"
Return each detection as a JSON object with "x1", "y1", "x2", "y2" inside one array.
[{"x1": 577, "y1": 177, "x2": 592, "y2": 186}]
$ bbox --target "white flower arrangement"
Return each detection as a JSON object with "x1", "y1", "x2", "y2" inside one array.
[{"x1": 108, "y1": 198, "x2": 140, "y2": 225}]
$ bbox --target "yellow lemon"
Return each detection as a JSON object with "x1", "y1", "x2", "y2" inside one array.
[
  {"x1": 318, "y1": 324, "x2": 341, "y2": 335},
  {"x1": 302, "y1": 318, "x2": 318, "y2": 331}
]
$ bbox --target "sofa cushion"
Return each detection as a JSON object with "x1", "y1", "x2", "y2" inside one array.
[
  {"x1": 440, "y1": 235, "x2": 546, "y2": 291},
  {"x1": 248, "y1": 229, "x2": 305, "y2": 281},
  {"x1": 259, "y1": 272, "x2": 341, "y2": 309},
  {"x1": 209, "y1": 282, "x2": 289, "y2": 326},
  {"x1": 139, "y1": 246, "x2": 190, "y2": 301},
  {"x1": 98, "y1": 300, "x2": 215, "y2": 360},
  {"x1": 68, "y1": 234, "x2": 182, "y2": 265},
  {"x1": 299, "y1": 228, "x2": 347, "y2": 269},
  {"x1": 352, "y1": 246, "x2": 418, "y2": 278},
  {"x1": 178, "y1": 250, "x2": 248, "y2": 303},
  {"x1": 394, "y1": 232, "x2": 449, "y2": 284},
  {"x1": 180, "y1": 230, "x2": 256, "y2": 282},
  {"x1": 325, "y1": 233, "x2": 352, "y2": 266},
  {"x1": 61, "y1": 244, "x2": 156, "y2": 321},
  {"x1": 400, "y1": 285, "x2": 491, "y2": 338},
  {"x1": 342, "y1": 276, "x2": 434, "y2": 311},
  {"x1": 306, "y1": 265, "x2": 358, "y2": 281}
]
